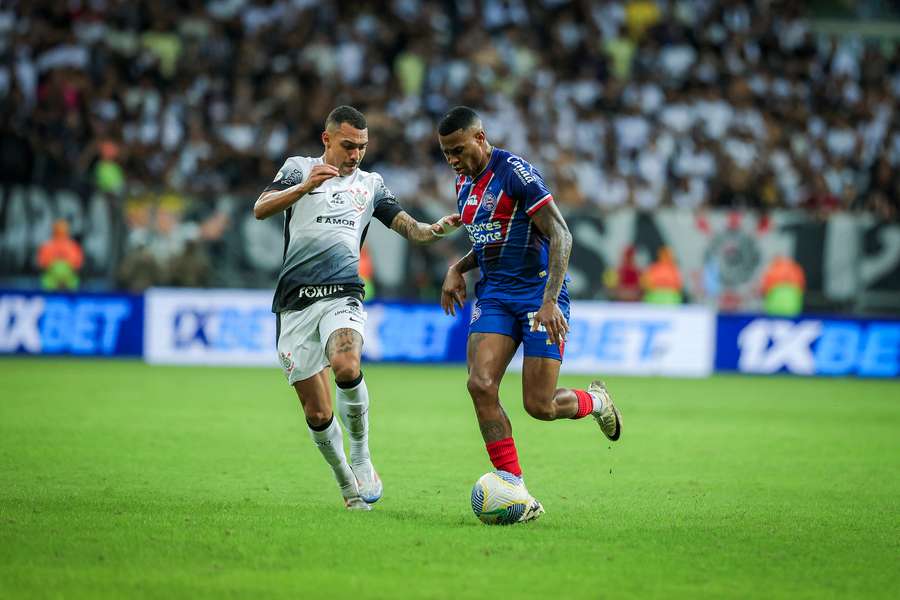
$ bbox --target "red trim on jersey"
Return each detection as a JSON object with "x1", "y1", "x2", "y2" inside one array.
[
  {"x1": 526, "y1": 193, "x2": 553, "y2": 216},
  {"x1": 455, "y1": 175, "x2": 465, "y2": 196},
  {"x1": 461, "y1": 170, "x2": 494, "y2": 224},
  {"x1": 491, "y1": 191, "x2": 518, "y2": 240}
]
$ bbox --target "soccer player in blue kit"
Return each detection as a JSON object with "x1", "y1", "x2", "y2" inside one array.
[{"x1": 437, "y1": 107, "x2": 623, "y2": 522}]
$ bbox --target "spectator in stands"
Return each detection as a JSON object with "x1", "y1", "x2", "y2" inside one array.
[
  {"x1": 604, "y1": 245, "x2": 642, "y2": 302},
  {"x1": 360, "y1": 245, "x2": 375, "y2": 301},
  {"x1": 37, "y1": 219, "x2": 83, "y2": 290},
  {"x1": 642, "y1": 246, "x2": 683, "y2": 305},
  {"x1": 760, "y1": 255, "x2": 806, "y2": 317},
  {"x1": 1, "y1": 0, "x2": 899, "y2": 295}
]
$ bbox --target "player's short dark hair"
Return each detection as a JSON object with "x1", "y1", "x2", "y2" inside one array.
[
  {"x1": 326, "y1": 105, "x2": 367, "y2": 130},
  {"x1": 438, "y1": 106, "x2": 480, "y2": 136}
]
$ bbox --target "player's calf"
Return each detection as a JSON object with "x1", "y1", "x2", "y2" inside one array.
[
  {"x1": 523, "y1": 399, "x2": 558, "y2": 421},
  {"x1": 522, "y1": 387, "x2": 580, "y2": 421}
]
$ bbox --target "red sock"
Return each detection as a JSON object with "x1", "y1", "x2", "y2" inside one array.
[
  {"x1": 571, "y1": 389, "x2": 593, "y2": 419},
  {"x1": 485, "y1": 437, "x2": 522, "y2": 477}
]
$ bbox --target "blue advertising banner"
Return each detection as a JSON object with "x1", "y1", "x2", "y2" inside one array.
[
  {"x1": 143, "y1": 289, "x2": 472, "y2": 366},
  {"x1": 362, "y1": 301, "x2": 471, "y2": 363},
  {"x1": 716, "y1": 314, "x2": 900, "y2": 377},
  {"x1": 0, "y1": 290, "x2": 144, "y2": 357}
]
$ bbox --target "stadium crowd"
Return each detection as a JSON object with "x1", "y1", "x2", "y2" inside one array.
[{"x1": 1, "y1": 0, "x2": 900, "y2": 291}]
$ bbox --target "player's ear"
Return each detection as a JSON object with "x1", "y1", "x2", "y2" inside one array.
[{"x1": 321, "y1": 130, "x2": 330, "y2": 147}]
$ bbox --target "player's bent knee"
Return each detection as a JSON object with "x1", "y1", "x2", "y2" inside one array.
[
  {"x1": 331, "y1": 357, "x2": 361, "y2": 384},
  {"x1": 305, "y1": 409, "x2": 332, "y2": 427},
  {"x1": 524, "y1": 400, "x2": 556, "y2": 421},
  {"x1": 467, "y1": 375, "x2": 498, "y2": 400}
]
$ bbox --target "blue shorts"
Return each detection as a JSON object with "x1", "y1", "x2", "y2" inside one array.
[{"x1": 468, "y1": 294, "x2": 570, "y2": 361}]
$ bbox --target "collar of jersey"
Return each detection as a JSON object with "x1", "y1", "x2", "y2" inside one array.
[{"x1": 469, "y1": 147, "x2": 497, "y2": 184}]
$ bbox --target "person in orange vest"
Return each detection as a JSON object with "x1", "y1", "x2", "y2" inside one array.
[
  {"x1": 359, "y1": 244, "x2": 375, "y2": 300},
  {"x1": 760, "y1": 255, "x2": 805, "y2": 316},
  {"x1": 642, "y1": 246, "x2": 683, "y2": 304},
  {"x1": 37, "y1": 219, "x2": 84, "y2": 290}
]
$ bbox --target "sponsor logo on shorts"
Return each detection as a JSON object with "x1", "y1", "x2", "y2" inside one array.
[
  {"x1": 298, "y1": 284, "x2": 345, "y2": 299},
  {"x1": 527, "y1": 311, "x2": 547, "y2": 334},
  {"x1": 470, "y1": 304, "x2": 482, "y2": 324},
  {"x1": 334, "y1": 300, "x2": 363, "y2": 318}
]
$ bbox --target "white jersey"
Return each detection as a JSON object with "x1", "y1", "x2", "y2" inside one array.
[{"x1": 263, "y1": 155, "x2": 402, "y2": 312}]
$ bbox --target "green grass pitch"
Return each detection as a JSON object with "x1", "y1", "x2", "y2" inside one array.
[{"x1": 1, "y1": 359, "x2": 898, "y2": 599}]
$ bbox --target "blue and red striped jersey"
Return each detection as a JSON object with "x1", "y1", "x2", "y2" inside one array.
[{"x1": 455, "y1": 147, "x2": 567, "y2": 299}]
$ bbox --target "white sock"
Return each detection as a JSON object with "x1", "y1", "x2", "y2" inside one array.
[
  {"x1": 590, "y1": 389, "x2": 605, "y2": 413},
  {"x1": 308, "y1": 416, "x2": 357, "y2": 499},
  {"x1": 336, "y1": 375, "x2": 370, "y2": 467}
]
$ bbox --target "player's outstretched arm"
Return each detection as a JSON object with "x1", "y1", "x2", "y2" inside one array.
[
  {"x1": 389, "y1": 211, "x2": 462, "y2": 244},
  {"x1": 529, "y1": 201, "x2": 573, "y2": 346},
  {"x1": 441, "y1": 251, "x2": 477, "y2": 316},
  {"x1": 253, "y1": 164, "x2": 339, "y2": 219}
]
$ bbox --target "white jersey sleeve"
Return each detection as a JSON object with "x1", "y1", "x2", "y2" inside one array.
[{"x1": 264, "y1": 156, "x2": 311, "y2": 192}]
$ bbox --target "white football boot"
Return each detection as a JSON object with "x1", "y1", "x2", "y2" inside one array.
[
  {"x1": 344, "y1": 496, "x2": 371, "y2": 511},
  {"x1": 351, "y1": 462, "x2": 383, "y2": 504},
  {"x1": 341, "y1": 483, "x2": 371, "y2": 511},
  {"x1": 339, "y1": 478, "x2": 371, "y2": 511},
  {"x1": 514, "y1": 478, "x2": 545, "y2": 524},
  {"x1": 516, "y1": 497, "x2": 545, "y2": 523},
  {"x1": 588, "y1": 380, "x2": 622, "y2": 441}
]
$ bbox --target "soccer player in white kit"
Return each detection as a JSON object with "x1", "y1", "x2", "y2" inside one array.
[{"x1": 254, "y1": 106, "x2": 460, "y2": 510}]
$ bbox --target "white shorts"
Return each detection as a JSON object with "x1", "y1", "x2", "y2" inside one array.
[{"x1": 276, "y1": 296, "x2": 367, "y2": 384}]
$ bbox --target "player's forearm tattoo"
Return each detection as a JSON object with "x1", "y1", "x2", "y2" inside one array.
[
  {"x1": 544, "y1": 229, "x2": 572, "y2": 304},
  {"x1": 530, "y1": 204, "x2": 572, "y2": 304},
  {"x1": 453, "y1": 251, "x2": 478, "y2": 274},
  {"x1": 390, "y1": 212, "x2": 434, "y2": 244}
]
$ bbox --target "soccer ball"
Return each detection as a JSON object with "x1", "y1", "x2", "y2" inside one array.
[{"x1": 470, "y1": 471, "x2": 531, "y2": 525}]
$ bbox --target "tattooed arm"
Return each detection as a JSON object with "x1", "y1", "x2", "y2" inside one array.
[
  {"x1": 527, "y1": 200, "x2": 572, "y2": 345},
  {"x1": 389, "y1": 211, "x2": 462, "y2": 244}
]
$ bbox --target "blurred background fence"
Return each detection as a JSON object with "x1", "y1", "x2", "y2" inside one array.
[{"x1": 1, "y1": 183, "x2": 900, "y2": 314}]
